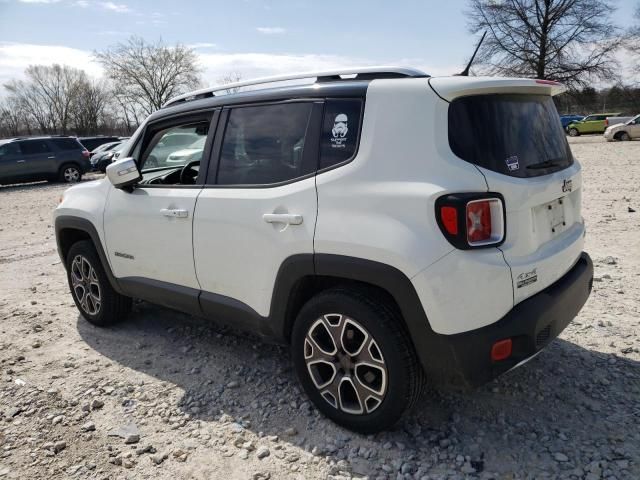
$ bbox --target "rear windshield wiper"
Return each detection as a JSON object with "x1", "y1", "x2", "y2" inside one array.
[{"x1": 527, "y1": 159, "x2": 564, "y2": 170}]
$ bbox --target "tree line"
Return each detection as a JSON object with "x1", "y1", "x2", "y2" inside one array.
[
  {"x1": 3, "y1": 0, "x2": 640, "y2": 138},
  {"x1": 0, "y1": 37, "x2": 206, "y2": 138}
]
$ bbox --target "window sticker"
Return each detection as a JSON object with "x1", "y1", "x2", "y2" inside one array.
[
  {"x1": 331, "y1": 113, "x2": 349, "y2": 148},
  {"x1": 505, "y1": 155, "x2": 520, "y2": 171}
]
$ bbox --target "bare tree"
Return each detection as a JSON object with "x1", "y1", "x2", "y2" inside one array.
[
  {"x1": 4, "y1": 64, "x2": 88, "y2": 134},
  {"x1": 0, "y1": 97, "x2": 28, "y2": 137},
  {"x1": 95, "y1": 36, "x2": 202, "y2": 115},
  {"x1": 71, "y1": 77, "x2": 111, "y2": 135},
  {"x1": 217, "y1": 72, "x2": 243, "y2": 94},
  {"x1": 466, "y1": 0, "x2": 621, "y2": 87},
  {"x1": 626, "y1": 4, "x2": 640, "y2": 69}
]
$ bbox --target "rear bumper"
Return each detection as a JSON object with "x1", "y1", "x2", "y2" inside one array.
[{"x1": 435, "y1": 252, "x2": 593, "y2": 387}]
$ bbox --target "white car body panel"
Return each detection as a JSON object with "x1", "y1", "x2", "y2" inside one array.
[
  {"x1": 55, "y1": 178, "x2": 111, "y2": 260},
  {"x1": 193, "y1": 177, "x2": 317, "y2": 317},
  {"x1": 103, "y1": 186, "x2": 201, "y2": 289}
]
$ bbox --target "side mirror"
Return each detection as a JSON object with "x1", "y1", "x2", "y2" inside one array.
[{"x1": 106, "y1": 157, "x2": 141, "y2": 190}]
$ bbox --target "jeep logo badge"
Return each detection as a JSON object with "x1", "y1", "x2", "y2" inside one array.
[{"x1": 562, "y1": 179, "x2": 572, "y2": 193}]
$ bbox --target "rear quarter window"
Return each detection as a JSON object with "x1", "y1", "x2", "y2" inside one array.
[{"x1": 319, "y1": 99, "x2": 363, "y2": 170}]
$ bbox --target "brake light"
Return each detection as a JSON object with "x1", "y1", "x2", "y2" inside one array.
[
  {"x1": 82, "y1": 150, "x2": 90, "y2": 158},
  {"x1": 467, "y1": 200, "x2": 493, "y2": 244},
  {"x1": 436, "y1": 194, "x2": 505, "y2": 249},
  {"x1": 604, "y1": 119, "x2": 609, "y2": 127}
]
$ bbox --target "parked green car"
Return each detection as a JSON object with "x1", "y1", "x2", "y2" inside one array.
[{"x1": 566, "y1": 113, "x2": 621, "y2": 136}]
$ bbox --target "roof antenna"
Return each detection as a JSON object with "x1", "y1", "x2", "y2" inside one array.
[{"x1": 458, "y1": 31, "x2": 487, "y2": 76}]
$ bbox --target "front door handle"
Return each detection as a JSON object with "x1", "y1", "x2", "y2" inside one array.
[
  {"x1": 161, "y1": 208, "x2": 189, "y2": 218},
  {"x1": 47, "y1": 156, "x2": 55, "y2": 159},
  {"x1": 263, "y1": 213, "x2": 303, "y2": 225}
]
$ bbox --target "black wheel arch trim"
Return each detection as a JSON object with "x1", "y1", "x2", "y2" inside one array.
[{"x1": 54, "y1": 215, "x2": 124, "y2": 294}]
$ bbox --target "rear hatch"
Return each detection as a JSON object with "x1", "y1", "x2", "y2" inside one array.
[{"x1": 430, "y1": 77, "x2": 585, "y2": 304}]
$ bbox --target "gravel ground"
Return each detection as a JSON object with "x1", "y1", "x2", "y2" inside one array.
[{"x1": 0, "y1": 137, "x2": 639, "y2": 480}]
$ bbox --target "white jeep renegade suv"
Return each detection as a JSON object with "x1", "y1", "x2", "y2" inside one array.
[{"x1": 55, "y1": 67, "x2": 593, "y2": 433}]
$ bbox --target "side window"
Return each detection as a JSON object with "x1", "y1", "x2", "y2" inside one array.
[
  {"x1": 141, "y1": 122, "x2": 210, "y2": 171},
  {"x1": 0, "y1": 143, "x2": 21, "y2": 157},
  {"x1": 216, "y1": 103, "x2": 313, "y2": 185},
  {"x1": 20, "y1": 140, "x2": 51, "y2": 155},
  {"x1": 319, "y1": 99, "x2": 363, "y2": 170}
]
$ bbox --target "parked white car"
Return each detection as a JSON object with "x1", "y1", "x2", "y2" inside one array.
[
  {"x1": 166, "y1": 136, "x2": 206, "y2": 163},
  {"x1": 54, "y1": 67, "x2": 593, "y2": 433},
  {"x1": 604, "y1": 114, "x2": 640, "y2": 141}
]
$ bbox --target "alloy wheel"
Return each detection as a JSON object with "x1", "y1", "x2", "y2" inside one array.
[
  {"x1": 70, "y1": 255, "x2": 101, "y2": 315},
  {"x1": 64, "y1": 167, "x2": 81, "y2": 182},
  {"x1": 304, "y1": 314, "x2": 387, "y2": 415}
]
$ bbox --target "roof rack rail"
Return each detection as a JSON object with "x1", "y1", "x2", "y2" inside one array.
[{"x1": 162, "y1": 66, "x2": 428, "y2": 108}]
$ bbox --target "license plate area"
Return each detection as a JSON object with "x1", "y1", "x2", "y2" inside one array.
[{"x1": 546, "y1": 197, "x2": 567, "y2": 235}]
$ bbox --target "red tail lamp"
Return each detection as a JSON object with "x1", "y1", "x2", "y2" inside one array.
[{"x1": 491, "y1": 339, "x2": 513, "y2": 361}]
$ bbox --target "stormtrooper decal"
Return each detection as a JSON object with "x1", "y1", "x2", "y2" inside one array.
[{"x1": 330, "y1": 113, "x2": 349, "y2": 148}]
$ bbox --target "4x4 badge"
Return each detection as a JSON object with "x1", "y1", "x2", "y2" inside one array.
[
  {"x1": 517, "y1": 269, "x2": 537, "y2": 288},
  {"x1": 562, "y1": 179, "x2": 572, "y2": 193}
]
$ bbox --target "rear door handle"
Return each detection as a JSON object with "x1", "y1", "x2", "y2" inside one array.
[
  {"x1": 263, "y1": 213, "x2": 303, "y2": 225},
  {"x1": 161, "y1": 208, "x2": 189, "y2": 218},
  {"x1": 16, "y1": 160, "x2": 26, "y2": 163},
  {"x1": 47, "y1": 156, "x2": 55, "y2": 159}
]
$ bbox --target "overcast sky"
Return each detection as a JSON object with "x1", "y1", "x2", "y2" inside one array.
[{"x1": 0, "y1": 0, "x2": 637, "y2": 90}]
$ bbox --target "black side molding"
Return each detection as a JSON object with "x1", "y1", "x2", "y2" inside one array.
[
  {"x1": 54, "y1": 215, "x2": 124, "y2": 294},
  {"x1": 119, "y1": 277, "x2": 202, "y2": 317},
  {"x1": 313, "y1": 254, "x2": 459, "y2": 384}
]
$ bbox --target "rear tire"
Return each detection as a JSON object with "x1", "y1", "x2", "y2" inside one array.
[
  {"x1": 66, "y1": 240, "x2": 131, "y2": 326},
  {"x1": 291, "y1": 288, "x2": 424, "y2": 433},
  {"x1": 568, "y1": 128, "x2": 580, "y2": 137},
  {"x1": 58, "y1": 164, "x2": 82, "y2": 183}
]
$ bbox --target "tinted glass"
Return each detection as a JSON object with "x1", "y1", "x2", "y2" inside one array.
[
  {"x1": 217, "y1": 103, "x2": 313, "y2": 185},
  {"x1": 449, "y1": 94, "x2": 573, "y2": 178},
  {"x1": 51, "y1": 138, "x2": 82, "y2": 151},
  {"x1": 20, "y1": 140, "x2": 51, "y2": 155},
  {"x1": 0, "y1": 143, "x2": 21, "y2": 156},
  {"x1": 141, "y1": 122, "x2": 209, "y2": 171},
  {"x1": 319, "y1": 99, "x2": 363, "y2": 169}
]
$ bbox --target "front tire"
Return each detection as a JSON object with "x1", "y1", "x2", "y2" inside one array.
[
  {"x1": 66, "y1": 240, "x2": 131, "y2": 326},
  {"x1": 620, "y1": 132, "x2": 631, "y2": 141},
  {"x1": 58, "y1": 164, "x2": 82, "y2": 183},
  {"x1": 568, "y1": 127, "x2": 580, "y2": 137},
  {"x1": 291, "y1": 288, "x2": 424, "y2": 433}
]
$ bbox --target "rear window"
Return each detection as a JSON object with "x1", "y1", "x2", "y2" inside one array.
[
  {"x1": 449, "y1": 94, "x2": 573, "y2": 178},
  {"x1": 51, "y1": 138, "x2": 83, "y2": 151}
]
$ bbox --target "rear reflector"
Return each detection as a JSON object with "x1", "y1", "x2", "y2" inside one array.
[
  {"x1": 440, "y1": 206, "x2": 458, "y2": 235},
  {"x1": 491, "y1": 339, "x2": 512, "y2": 361}
]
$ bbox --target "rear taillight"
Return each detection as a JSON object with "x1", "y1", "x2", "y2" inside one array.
[
  {"x1": 604, "y1": 119, "x2": 609, "y2": 127},
  {"x1": 436, "y1": 193, "x2": 505, "y2": 249},
  {"x1": 82, "y1": 150, "x2": 90, "y2": 158}
]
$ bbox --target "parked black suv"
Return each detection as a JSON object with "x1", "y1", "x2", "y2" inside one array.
[
  {"x1": 78, "y1": 136, "x2": 121, "y2": 152},
  {"x1": 0, "y1": 137, "x2": 91, "y2": 185}
]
